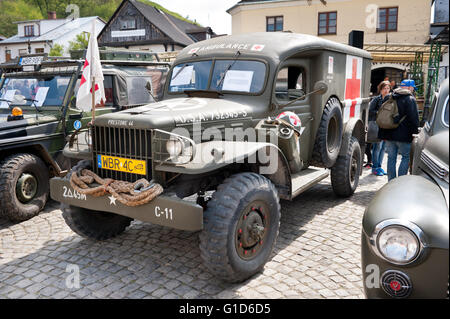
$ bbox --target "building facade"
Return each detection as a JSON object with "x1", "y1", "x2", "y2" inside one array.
[
  {"x1": 98, "y1": 0, "x2": 215, "y2": 52},
  {"x1": 228, "y1": 0, "x2": 440, "y2": 95},
  {"x1": 0, "y1": 15, "x2": 105, "y2": 63}
]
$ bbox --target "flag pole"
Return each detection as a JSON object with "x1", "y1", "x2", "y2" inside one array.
[
  {"x1": 91, "y1": 76, "x2": 96, "y2": 123},
  {"x1": 91, "y1": 25, "x2": 95, "y2": 124}
]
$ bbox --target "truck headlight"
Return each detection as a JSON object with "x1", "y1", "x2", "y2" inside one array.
[
  {"x1": 371, "y1": 219, "x2": 426, "y2": 265},
  {"x1": 166, "y1": 137, "x2": 183, "y2": 157}
]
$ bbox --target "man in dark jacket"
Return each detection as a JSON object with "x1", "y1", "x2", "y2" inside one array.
[{"x1": 378, "y1": 79, "x2": 420, "y2": 181}]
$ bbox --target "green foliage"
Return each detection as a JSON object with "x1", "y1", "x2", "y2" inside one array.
[
  {"x1": 0, "y1": 0, "x2": 199, "y2": 39},
  {"x1": 0, "y1": 0, "x2": 43, "y2": 38},
  {"x1": 68, "y1": 33, "x2": 90, "y2": 52},
  {"x1": 49, "y1": 43, "x2": 65, "y2": 56}
]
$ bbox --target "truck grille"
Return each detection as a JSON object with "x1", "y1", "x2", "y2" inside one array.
[{"x1": 92, "y1": 126, "x2": 152, "y2": 183}]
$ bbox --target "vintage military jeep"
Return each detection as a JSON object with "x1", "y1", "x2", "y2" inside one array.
[
  {"x1": 51, "y1": 33, "x2": 372, "y2": 282},
  {"x1": 361, "y1": 78, "x2": 449, "y2": 298},
  {"x1": 0, "y1": 52, "x2": 169, "y2": 222}
]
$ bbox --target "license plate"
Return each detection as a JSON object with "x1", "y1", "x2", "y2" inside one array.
[{"x1": 97, "y1": 155, "x2": 146, "y2": 175}]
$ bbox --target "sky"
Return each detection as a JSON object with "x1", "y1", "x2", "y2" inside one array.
[{"x1": 153, "y1": 0, "x2": 239, "y2": 35}]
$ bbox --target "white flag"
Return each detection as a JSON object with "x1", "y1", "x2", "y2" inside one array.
[{"x1": 76, "y1": 21, "x2": 105, "y2": 112}]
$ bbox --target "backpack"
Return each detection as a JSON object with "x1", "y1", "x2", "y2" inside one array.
[{"x1": 376, "y1": 95, "x2": 406, "y2": 129}]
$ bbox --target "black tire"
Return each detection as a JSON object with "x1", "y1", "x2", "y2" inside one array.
[
  {"x1": 62, "y1": 204, "x2": 133, "y2": 241},
  {"x1": 311, "y1": 97, "x2": 343, "y2": 168},
  {"x1": 61, "y1": 161, "x2": 132, "y2": 240},
  {"x1": 331, "y1": 136, "x2": 362, "y2": 197},
  {"x1": 0, "y1": 153, "x2": 49, "y2": 222},
  {"x1": 199, "y1": 173, "x2": 280, "y2": 283}
]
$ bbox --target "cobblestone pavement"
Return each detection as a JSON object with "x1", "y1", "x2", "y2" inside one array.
[{"x1": 0, "y1": 166, "x2": 388, "y2": 299}]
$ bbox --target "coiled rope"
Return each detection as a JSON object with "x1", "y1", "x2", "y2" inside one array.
[{"x1": 69, "y1": 161, "x2": 163, "y2": 207}]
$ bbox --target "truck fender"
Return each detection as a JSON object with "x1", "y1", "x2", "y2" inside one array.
[
  {"x1": 339, "y1": 117, "x2": 366, "y2": 157},
  {"x1": 1, "y1": 144, "x2": 66, "y2": 178},
  {"x1": 156, "y1": 140, "x2": 292, "y2": 199}
]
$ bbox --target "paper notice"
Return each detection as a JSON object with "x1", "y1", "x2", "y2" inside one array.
[
  {"x1": 171, "y1": 65, "x2": 194, "y2": 86},
  {"x1": 0, "y1": 90, "x2": 17, "y2": 108},
  {"x1": 35, "y1": 87, "x2": 49, "y2": 107},
  {"x1": 222, "y1": 70, "x2": 254, "y2": 92}
]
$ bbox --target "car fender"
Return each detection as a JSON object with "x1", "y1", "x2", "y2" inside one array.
[{"x1": 363, "y1": 175, "x2": 449, "y2": 250}]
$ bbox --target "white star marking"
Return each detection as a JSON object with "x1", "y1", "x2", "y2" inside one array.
[{"x1": 108, "y1": 195, "x2": 117, "y2": 205}]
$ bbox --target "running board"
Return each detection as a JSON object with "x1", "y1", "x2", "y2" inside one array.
[{"x1": 291, "y1": 168, "x2": 330, "y2": 199}]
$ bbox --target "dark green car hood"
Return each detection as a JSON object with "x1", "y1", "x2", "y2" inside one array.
[
  {"x1": 363, "y1": 175, "x2": 449, "y2": 249},
  {"x1": 93, "y1": 97, "x2": 253, "y2": 129}
]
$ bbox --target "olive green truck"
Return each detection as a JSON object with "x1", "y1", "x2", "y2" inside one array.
[{"x1": 50, "y1": 33, "x2": 372, "y2": 282}]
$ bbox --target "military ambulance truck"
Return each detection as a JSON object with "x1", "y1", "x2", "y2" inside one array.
[
  {"x1": 51, "y1": 33, "x2": 372, "y2": 282},
  {"x1": 0, "y1": 51, "x2": 169, "y2": 222}
]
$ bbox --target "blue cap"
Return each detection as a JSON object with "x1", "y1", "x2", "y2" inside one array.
[{"x1": 400, "y1": 79, "x2": 416, "y2": 89}]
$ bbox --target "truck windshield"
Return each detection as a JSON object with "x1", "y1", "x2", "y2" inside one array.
[
  {"x1": 0, "y1": 75, "x2": 71, "y2": 108},
  {"x1": 168, "y1": 60, "x2": 266, "y2": 94}
]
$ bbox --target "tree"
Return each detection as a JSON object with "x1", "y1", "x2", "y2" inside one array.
[
  {"x1": 49, "y1": 43, "x2": 65, "y2": 56},
  {"x1": 0, "y1": 0, "x2": 43, "y2": 38},
  {"x1": 68, "y1": 32, "x2": 89, "y2": 52}
]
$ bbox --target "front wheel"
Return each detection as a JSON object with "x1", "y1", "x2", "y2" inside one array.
[
  {"x1": 199, "y1": 173, "x2": 281, "y2": 283},
  {"x1": 331, "y1": 136, "x2": 362, "y2": 197},
  {"x1": 0, "y1": 153, "x2": 49, "y2": 222}
]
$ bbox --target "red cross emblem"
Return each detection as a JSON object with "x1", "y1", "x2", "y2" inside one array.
[{"x1": 344, "y1": 58, "x2": 361, "y2": 118}]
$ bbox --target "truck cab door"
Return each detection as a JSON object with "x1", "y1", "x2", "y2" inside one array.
[{"x1": 273, "y1": 59, "x2": 312, "y2": 164}]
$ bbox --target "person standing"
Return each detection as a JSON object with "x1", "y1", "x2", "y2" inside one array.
[
  {"x1": 369, "y1": 81, "x2": 390, "y2": 176},
  {"x1": 378, "y1": 79, "x2": 420, "y2": 181}
]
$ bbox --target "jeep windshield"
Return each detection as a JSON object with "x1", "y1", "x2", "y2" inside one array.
[
  {"x1": 0, "y1": 75, "x2": 71, "y2": 108},
  {"x1": 168, "y1": 59, "x2": 266, "y2": 94}
]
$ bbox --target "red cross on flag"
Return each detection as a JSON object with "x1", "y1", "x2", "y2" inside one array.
[
  {"x1": 343, "y1": 55, "x2": 363, "y2": 123},
  {"x1": 76, "y1": 21, "x2": 105, "y2": 112}
]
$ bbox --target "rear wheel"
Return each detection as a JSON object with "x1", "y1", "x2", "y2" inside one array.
[
  {"x1": 0, "y1": 153, "x2": 49, "y2": 222},
  {"x1": 331, "y1": 136, "x2": 362, "y2": 197},
  {"x1": 199, "y1": 173, "x2": 280, "y2": 283}
]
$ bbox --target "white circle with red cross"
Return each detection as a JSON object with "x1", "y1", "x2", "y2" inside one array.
[{"x1": 276, "y1": 111, "x2": 301, "y2": 129}]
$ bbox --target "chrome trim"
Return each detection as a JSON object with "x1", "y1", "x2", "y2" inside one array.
[
  {"x1": 153, "y1": 129, "x2": 196, "y2": 165},
  {"x1": 370, "y1": 219, "x2": 428, "y2": 266},
  {"x1": 421, "y1": 150, "x2": 449, "y2": 183},
  {"x1": 442, "y1": 95, "x2": 449, "y2": 128}
]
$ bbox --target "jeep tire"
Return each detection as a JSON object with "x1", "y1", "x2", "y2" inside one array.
[
  {"x1": 331, "y1": 136, "x2": 362, "y2": 197},
  {"x1": 0, "y1": 153, "x2": 49, "y2": 222},
  {"x1": 311, "y1": 97, "x2": 343, "y2": 168},
  {"x1": 199, "y1": 173, "x2": 280, "y2": 283}
]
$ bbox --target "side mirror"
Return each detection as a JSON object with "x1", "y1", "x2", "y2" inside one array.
[
  {"x1": 145, "y1": 81, "x2": 152, "y2": 92},
  {"x1": 313, "y1": 81, "x2": 328, "y2": 95}
]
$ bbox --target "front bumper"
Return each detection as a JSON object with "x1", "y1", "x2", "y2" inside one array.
[{"x1": 50, "y1": 177, "x2": 203, "y2": 231}]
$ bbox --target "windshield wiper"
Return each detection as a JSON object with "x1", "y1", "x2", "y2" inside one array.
[
  {"x1": 217, "y1": 50, "x2": 241, "y2": 89},
  {"x1": 24, "y1": 98, "x2": 42, "y2": 122},
  {"x1": 183, "y1": 89, "x2": 223, "y2": 99}
]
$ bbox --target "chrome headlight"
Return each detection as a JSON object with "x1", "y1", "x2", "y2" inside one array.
[
  {"x1": 166, "y1": 137, "x2": 183, "y2": 157},
  {"x1": 371, "y1": 219, "x2": 427, "y2": 265}
]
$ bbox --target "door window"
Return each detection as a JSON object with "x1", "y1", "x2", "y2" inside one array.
[{"x1": 275, "y1": 66, "x2": 306, "y2": 102}]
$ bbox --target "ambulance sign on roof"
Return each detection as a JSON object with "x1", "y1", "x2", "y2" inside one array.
[{"x1": 188, "y1": 43, "x2": 265, "y2": 55}]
